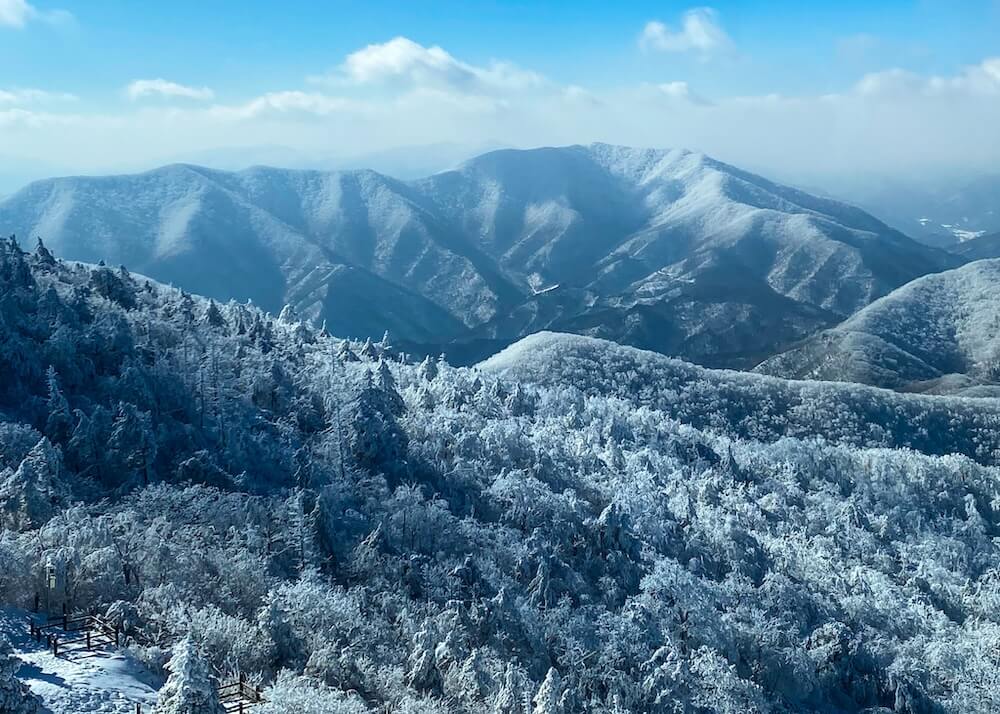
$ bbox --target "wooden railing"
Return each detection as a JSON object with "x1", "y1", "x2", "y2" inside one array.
[
  {"x1": 218, "y1": 672, "x2": 266, "y2": 713},
  {"x1": 28, "y1": 611, "x2": 265, "y2": 712},
  {"x1": 28, "y1": 612, "x2": 121, "y2": 657}
]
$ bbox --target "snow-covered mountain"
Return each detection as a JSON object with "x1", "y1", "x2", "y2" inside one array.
[
  {"x1": 754, "y1": 259, "x2": 1000, "y2": 394},
  {"x1": 0, "y1": 144, "x2": 958, "y2": 366},
  {"x1": 954, "y1": 232, "x2": 1000, "y2": 261}
]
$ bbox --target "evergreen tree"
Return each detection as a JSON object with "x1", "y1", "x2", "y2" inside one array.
[
  {"x1": 33, "y1": 237, "x2": 55, "y2": 267},
  {"x1": 405, "y1": 623, "x2": 443, "y2": 695},
  {"x1": 203, "y1": 300, "x2": 226, "y2": 329},
  {"x1": 417, "y1": 355, "x2": 438, "y2": 382},
  {"x1": 349, "y1": 370, "x2": 408, "y2": 475},
  {"x1": 277, "y1": 304, "x2": 298, "y2": 324},
  {"x1": 532, "y1": 668, "x2": 566, "y2": 714},
  {"x1": 108, "y1": 403, "x2": 157, "y2": 487},
  {"x1": 494, "y1": 663, "x2": 528, "y2": 714},
  {"x1": 0, "y1": 437, "x2": 67, "y2": 531},
  {"x1": 154, "y1": 637, "x2": 226, "y2": 714},
  {"x1": 45, "y1": 366, "x2": 72, "y2": 443},
  {"x1": 336, "y1": 341, "x2": 359, "y2": 362},
  {"x1": 376, "y1": 360, "x2": 405, "y2": 416}
]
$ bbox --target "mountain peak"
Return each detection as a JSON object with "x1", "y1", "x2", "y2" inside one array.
[{"x1": 0, "y1": 145, "x2": 957, "y2": 367}]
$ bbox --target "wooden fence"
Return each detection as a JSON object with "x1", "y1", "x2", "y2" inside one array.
[
  {"x1": 218, "y1": 672, "x2": 266, "y2": 713},
  {"x1": 28, "y1": 612, "x2": 121, "y2": 657},
  {"x1": 28, "y1": 610, "x2": 265, "y2": 711}
]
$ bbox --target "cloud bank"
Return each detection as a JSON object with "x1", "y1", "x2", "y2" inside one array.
[{"x1": 2, "y1": 27, "x2": 1000, "y2": 186}]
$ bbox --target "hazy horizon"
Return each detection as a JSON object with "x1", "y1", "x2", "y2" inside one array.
[{"x1": 2, "y1": 0, "x2": 1000, "y2": 191}]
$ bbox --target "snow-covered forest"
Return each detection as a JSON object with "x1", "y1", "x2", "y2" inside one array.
[{"x1": 2, "y1": 235, "x2": 1000, "y2": 712}]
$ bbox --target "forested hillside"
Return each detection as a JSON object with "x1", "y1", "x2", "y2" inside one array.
[
  {"x1": 755, "y1": 260, "x2": 1000, "y2": 395},
  {"x1": 2, "y1": 237, "x2": 1000, "y2": 712}
]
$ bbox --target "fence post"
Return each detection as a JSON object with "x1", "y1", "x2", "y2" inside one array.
[
  {"x1": 86, "y1": 630, "x2": 91, "y2": 650},
  {"x1": 115, "y1": 624, "x2": 121, "y2": 647},
  {"x1": 52, "y1": 637, "x2": 58, "y2": 657}
]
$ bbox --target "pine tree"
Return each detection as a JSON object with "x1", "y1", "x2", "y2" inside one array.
[
  {"x1": 277, "y1": 304, "x2": 298, "y2": 324},
  {"x1": 376, "y1": 360, "x2": 405, "y2": 416},
  {"x1": 0, "y1": 437, "x2": 67, "y2": 531},
  {"x1": 336, "y1": 341, "x2": 359, "y2": 362},
  {"x1": 0, "y1": 637, "x2": 41, "y2": 714},
  {"x1": 33, "y1": 237, "x2": 55, "y2": 267},
  {"x1": 494, "y1": 663, "x2": 527, "y2": 714},
  {"x1": 154, "y1": 637, "x2": 226, "y2": 714},
  {"x1": 204, "y1": 300, "x2": 226, "y2": 329},
  {"x1": 532, "y1": 668, "x2": 566, "y2": 714},
  {"x1": 417, "y1": 355, "x2": 439, "y2": 382},
  {"x1": 45, "y1": 366, "x2": 72, "y2": 443},
  {"x1": 405, "y1": 623, "x2": 443, "y2": 695},
  {"x1": 349, "y1": 370, "x2": 408, "y2": 475},
  {"x1": 456, "y1": 649, "x2": 491, "y2": 702},
  {"x1": 108, "y1": 403, "x2": 157, "y2": 487}
]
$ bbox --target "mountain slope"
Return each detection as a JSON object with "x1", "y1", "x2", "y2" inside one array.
[
  {"x1": 479, "y1": 331, "x2": 1000, "y2": 462},
  {"x1": 754, "y1": 259, "x2": 1000, "y2": 393},
  {"x1": 954, "y1": 231, "x2": 1000, "y2": 261},
  {"x1": 0, "y1": 144, "x2": 959, "y2": 366}
]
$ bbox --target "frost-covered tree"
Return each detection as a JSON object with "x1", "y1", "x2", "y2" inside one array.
[
  {"x1": 44, "y1": 366, "x2": 72, "y2": 443},
  {"x1": 349, "y1": 369, "x2": 408, "y2": 475},
  {"x1": 417, "y1": 355, "x2": 438, "y2": 382},
  {"x1": 154, "y1": 637, "x2": 226, "y2": 714},
  {"x1": 531, "y1": 668, "x2": 566, "y2": 714},
  {"x1": 0, "y1": 437, "x2": 67, "y2": 530},
  {"x1": 405, "y1": 623, "x2": 443, "y2": 695},
  {"x1": 0, "y1": 638, "x2": 41, "y2": 714}
]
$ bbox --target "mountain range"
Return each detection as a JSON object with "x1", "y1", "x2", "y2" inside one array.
[{"x1": 0, "y1": 143, "x2": 960, "y2": 367}]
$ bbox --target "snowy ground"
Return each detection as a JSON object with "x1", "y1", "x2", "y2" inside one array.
[{"x1": 1, "y1": 609, "x2": 159, "y2": 714}]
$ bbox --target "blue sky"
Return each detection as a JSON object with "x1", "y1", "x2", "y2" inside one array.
[{"x1": 1, "y1": 0, "x2": 999, "y2": 185}]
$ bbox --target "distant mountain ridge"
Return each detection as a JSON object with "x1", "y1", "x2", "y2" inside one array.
[
  {"x1": 954, "y1": 232, "x2": 1000, "y2": 261},
  {"x1": 755, "y1": 259, "x2": 1000, "y2": 395},
  {"x1": 0, "y1": 143, "x2": 959, "y2": 367}
]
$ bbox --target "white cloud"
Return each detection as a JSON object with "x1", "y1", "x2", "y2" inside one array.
[
  {"x1": 209, "y1": 91, "x2": 360, "y2": 120},
  {"x1": 639, "y1": 8, "x2": 732, "y2": 56},
  {"x1": 654, "y1": 81, "x2": 711, "y2": 105},
  {"x1": 0, "y1": 87, "x2": 77, "y2": 104},
  {"x1": 127, "y1": 79, "x2": 215, "y2": 102},
  {"x1": 330, "y1": 36, "x2": 544, "y2": 93},
  {"x1": 853, "y1": 58, "x2": 1000, "y2": 98},
  {"x1": 0, "y1": 0, "x2": 71, "y2": 28}
]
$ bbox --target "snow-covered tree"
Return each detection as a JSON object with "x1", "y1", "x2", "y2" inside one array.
[
  {"x1": 154, "y1": 637, "x2": 226, "y2": 714},
  {"x1": 0, "y1": 638, "x2": 41, "y2": 714},
  {"x1": 531, "y1": 668, "x2": 566, "y2": 714},
  {"x1": 44, "y1": 366, "x2": 72, "y2": 443},
  {"x1": 0, "y1": 437, "x2": 67, "y2": 530},
  {"x1": 349, "y1": 369, "x2": 408, "y2": 475}
]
